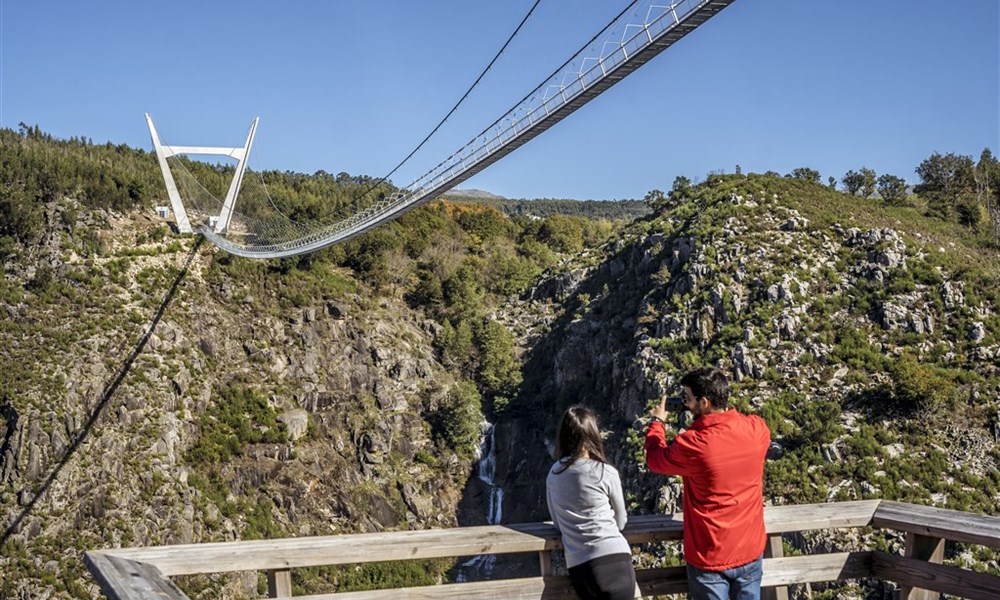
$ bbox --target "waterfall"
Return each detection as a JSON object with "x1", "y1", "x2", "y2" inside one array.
[
  {"x1": 458, "y1": 421, "x2": 504, "y2": 576},
  {"x1": 476, "y1": 422, "x2": 504, "y2": 525}
]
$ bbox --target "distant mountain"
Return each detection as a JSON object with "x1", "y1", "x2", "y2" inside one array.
[
  {"x1": 443, "y1": 188, "x2": 506, "y2": 200},
  {"x1": 444, "y1": 193, "x2": 652, "y2": 222}
]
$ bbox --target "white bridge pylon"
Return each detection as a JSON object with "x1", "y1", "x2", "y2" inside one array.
[{"x1": 145, "y1": 113, "x2": 258, "y2": 234}]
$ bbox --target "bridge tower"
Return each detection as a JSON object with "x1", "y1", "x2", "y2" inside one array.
[{"x1": 144, "y1": 114, "x2": 259, "y2": 234}]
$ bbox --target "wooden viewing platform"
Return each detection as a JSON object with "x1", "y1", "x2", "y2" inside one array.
[{"x1": 85, "y1": 499, "x2": 1000, "y2": 599}]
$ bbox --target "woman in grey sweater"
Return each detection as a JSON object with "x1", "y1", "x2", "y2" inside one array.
[{"x1": 546, "y1": 406, "x2": 637, "y2": 599}]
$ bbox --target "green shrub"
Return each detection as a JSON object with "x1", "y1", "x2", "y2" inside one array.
[
  {"x1": 186, "y1": 385, "x2": 287, "y2": 465},
  {"x1": 792, "y1": 398, "x2": 842, "y2": 445},
  {"x1": 243, "y1": 501, "x2": 284, "y2": 540},
  {"x1": 888, "y1": 354, "x2": 958, "y2": 411},
  {"x1": 476, "y1": 320, "x2": 522, "y2": 400},
  {"x1": 831, "y1": 326, "x2": 885, "y2": 370},
  {"x1": 414, "y1": 450, "x2": 437, "y2": 465},
  {"x1": 435, "y1": 381, "x2": 482, "y2": 459}
]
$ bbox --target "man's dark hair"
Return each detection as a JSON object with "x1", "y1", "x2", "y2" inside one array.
[{"x1": 680, "y1": 367, "x2": 729, "y2": 409}]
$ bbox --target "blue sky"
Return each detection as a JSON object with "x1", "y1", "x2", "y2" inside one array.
[{"x1": 2, "y1": 0, "x2": 997, "y2": 200}]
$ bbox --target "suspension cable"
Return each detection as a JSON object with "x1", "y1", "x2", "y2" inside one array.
[
  {"x1": 424, "y1": 0, "x2": 642, "y2": 180},
  {"x1": 351, "y1": 0, "x2": 543, "y2": 204},
  {"x1": 231, "y1": 0, "x2": 644, "y2": 237}
]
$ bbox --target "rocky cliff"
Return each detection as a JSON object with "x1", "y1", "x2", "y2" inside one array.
[
  {"x1": 491, "y1": 174, "x2": 1000, "y2": 589},
  {"x1": 0, "y1": 207, "x2": 477, "y2": 597}
]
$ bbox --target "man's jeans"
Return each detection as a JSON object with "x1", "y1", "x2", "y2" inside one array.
[{"x1": 686, "y1": 554, "x2": 763, "y2": 600}]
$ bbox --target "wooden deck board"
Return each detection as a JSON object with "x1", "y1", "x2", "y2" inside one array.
[
  {"x1": 873, "y1": 501, "x2": 1000, "y2": 548},
  {"x1": 762, "y1": 500, "x2": 878, "y2": 533},
  {"x1": 107, "y1": 524, "x2": 562, "y2": 576},
  {"x1": 872, "y1": 552, "x2": 1000, "y2": 600},
  {"x1": 282, "y1": 553, "x2": 871, "y2": 599},
  {"x1": 85, "y1": 552, "x2": 187, "y2": 600},
  {"x1": 294, "y1": 576, "x2": 579, "y2": 600},
  {"x1": 761, "y1": 552, "x2": 872, "y2": 585},
  {"x1": 108, "y1": 503, "x2": 877, "y2": 576}
]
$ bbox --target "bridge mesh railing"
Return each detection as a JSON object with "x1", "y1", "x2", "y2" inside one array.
[{"x1": 181, "y1": 0, "x2": 723, "y2": 258}]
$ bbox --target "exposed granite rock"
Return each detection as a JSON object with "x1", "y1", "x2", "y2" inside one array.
[{"x1": 278, "y1": 409, "x2": 309, "y2": 441}]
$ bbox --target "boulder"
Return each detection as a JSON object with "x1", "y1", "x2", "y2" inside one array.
[
  {"x1": 941, "y1": 281, "x2": 965, "y2": 309},
  {"x1": 877, "y1": 302, "x2": 909, "y2": 330},
  {"x1": 326, "y1": 302, "x2": 345, "y2": 319},
  {"x1": 278, "y1": 409, "x2": 310, "y2": 441}
]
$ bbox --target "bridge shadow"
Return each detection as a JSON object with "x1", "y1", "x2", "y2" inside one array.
[{"x1": 0, "y1": 236, "x2": 204, "y2": 547}]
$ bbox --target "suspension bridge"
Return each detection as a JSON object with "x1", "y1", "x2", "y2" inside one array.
[{"x1": 148, "y1": 0, "x2": 736, "y2": 259}]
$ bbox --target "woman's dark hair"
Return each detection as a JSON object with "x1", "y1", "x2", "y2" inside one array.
[{"x1": 554, "y1": 405, "x2": 610, "y2": 473}]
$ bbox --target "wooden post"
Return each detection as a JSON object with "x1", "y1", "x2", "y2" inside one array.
[
  {"x1": 899, "y1": 533, "x2": 944, "y2": 600},
  {"x1": 267, "y1": 569, "x2": 292, "y2": 598},
  {"x1": 762, "y1": 534, "x2": 789, "y2": 600},
  {"x1": 539, "y1": 551, "x2": 553, "y2": 576}
]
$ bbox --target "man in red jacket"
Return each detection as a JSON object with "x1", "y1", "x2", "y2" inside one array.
[{"x1": 645, "y1": 367, "x2": 771, "y2": 600}]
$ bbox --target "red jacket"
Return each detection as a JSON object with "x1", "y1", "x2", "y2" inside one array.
[{"x1": 645, "y1": 409, "x2": 770, "y2": 571}]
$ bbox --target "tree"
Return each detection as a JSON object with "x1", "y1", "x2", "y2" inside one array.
[
  {"x1": 538, "y1": 214, "x2": 585, "y2": 253},
  {"x1": 341, "y1": 228, "x2": 403, "y2": 289},
  {"x1": 406, "y1": 268, "x2": 444, "y2": 311},
  {"x1": 859, "y1": 167, "x2": 876, "y2": 198},
  {"x1": 788, "y1": 167, "x2": 821, "y2": 184},
  {"x1": 827, "y1": 176, "x2": 836, "y2": 190},
  {"x1": 876, "y1": 174, "x2": 908, "y2": 206},
  {"x1": 643, "y1": 188, "x2": 667, "y2": 211},
  {"x1": 842, "y1": 170, "x2": 864, "y2": 196},
  {"x1": 443, "y1": 265, "x2": 485, "y2": 323},
  {"x1": 489, "y1": 254, "x2": 540, "y2": 296},
  {"x1": 643, "y1": 180, "x2": 687, "y2": 213},
  {"x1": 0, "y1": 187, "x2": 43, "y2": 254},
  {"x1": 435, "y1": 319, "x2": 475, "y2": 370},
  {"x1": 455, "y1": 205, "x2": 515, "y2": 242},
  {"x1": 974, "y1": 148, "x2": 1000, "y2": 238},
  {"x1": 476, "y1": 320, "x2": 522, "y2": 400},
  {"x1": 955, "y1": 192, "x2": 984, "y2": 227},
  {"x1": 671, "y1": 176, "x2": 691, "y2": 196},
  {"x1": 842, "y1": 167, "x2": 876, "y2": 197},
  {"x1": 915, "y1": 152, "x2": 976, "y2": 221},
  {"x1": 435, "y1": 381, "x2": 482, "y2": 459}
]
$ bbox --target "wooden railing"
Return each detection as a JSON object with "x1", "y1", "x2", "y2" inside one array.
[{"x1": 85, "y1": 500, "x2": 1000, "y2": 600}]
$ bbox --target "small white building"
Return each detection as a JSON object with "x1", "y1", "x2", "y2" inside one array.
[{"x1": 155, "y1": 206, "x2": 170, "y2": 219}]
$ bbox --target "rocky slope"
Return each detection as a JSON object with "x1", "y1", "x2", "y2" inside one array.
[
  {"x1": 0, "y1": 206, "x2": 477, "y2": 598},
  {"x1": 491, "y1": 174, "x2": 1000, "y2": 591},
  {"x1": 2, "y1": 172, "x2": 998, "y2": 598}
]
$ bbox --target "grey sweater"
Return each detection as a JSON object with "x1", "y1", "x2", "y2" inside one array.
[{"x1": 545, "y1": 458, "x2": 631, "y2": 568}]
